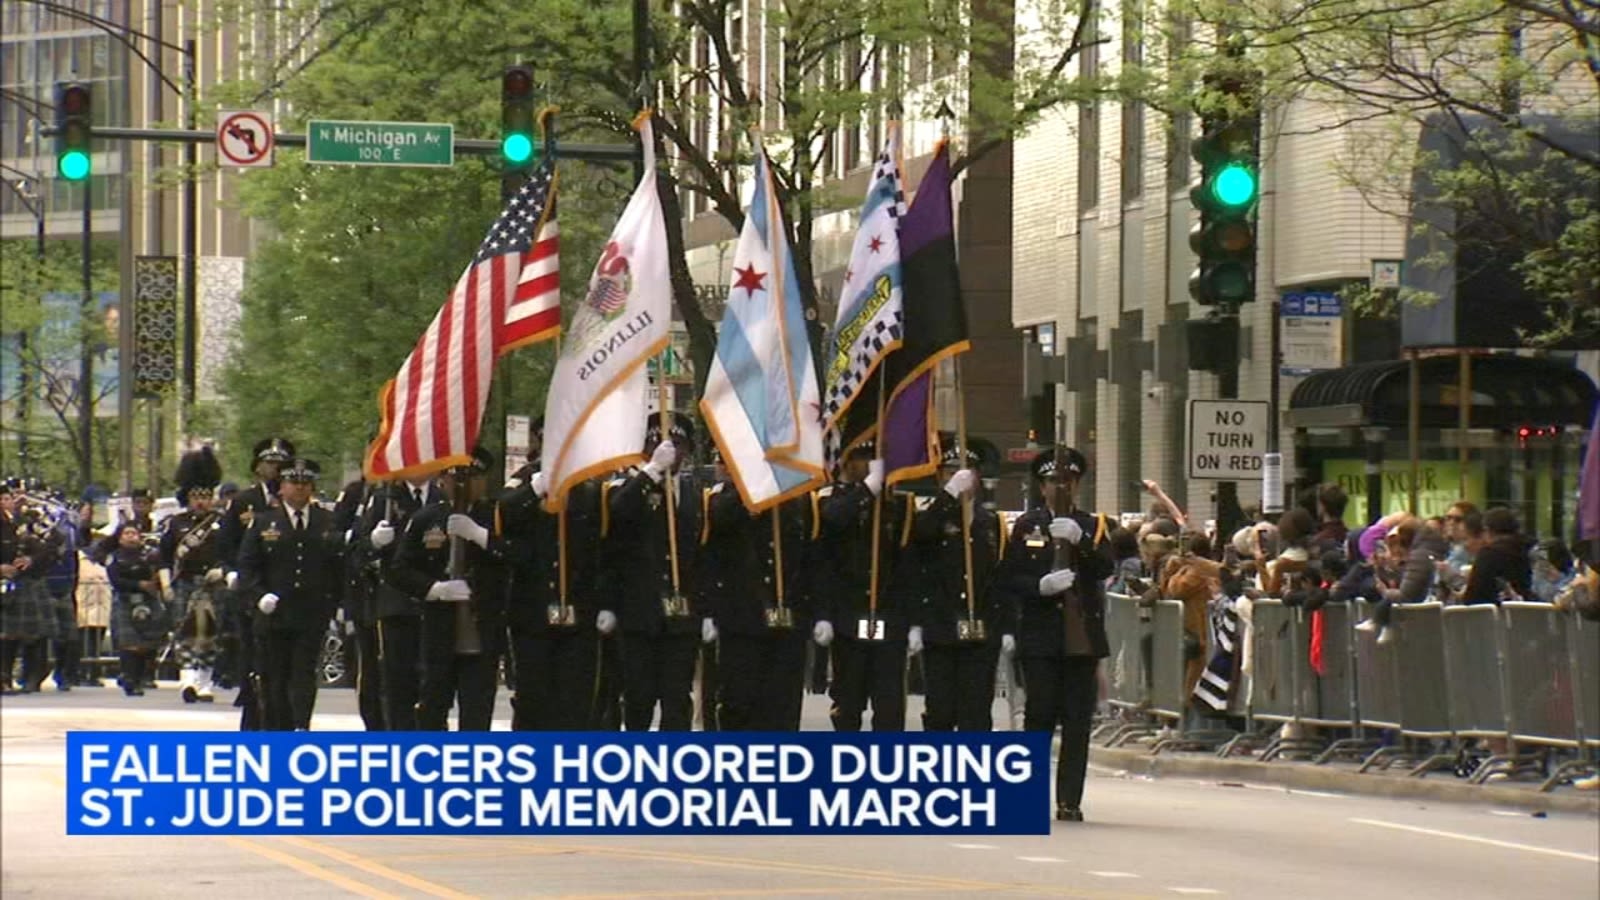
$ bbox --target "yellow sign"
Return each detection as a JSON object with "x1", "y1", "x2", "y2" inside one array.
[{"x1": 1321, "y1": 460, "x2": 1487, "y2": 528}]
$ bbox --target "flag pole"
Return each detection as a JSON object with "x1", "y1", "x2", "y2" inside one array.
[
  {"x1": 867, "y1": 365, "x2": 888, "y2": 626},
  {"x1": 661, "y1": 362, "x2": 683, "y2": 598},
  {"x1": 956, "y1": 357, "x2": 977, "y2": 627},
  {"x1": 772, "y1": 504, "x2": 786, "y2": 612}
]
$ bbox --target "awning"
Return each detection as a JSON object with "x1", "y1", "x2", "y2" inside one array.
[{"x1": 1287, "y1": 355, "x2": 1597, "y2": 430}]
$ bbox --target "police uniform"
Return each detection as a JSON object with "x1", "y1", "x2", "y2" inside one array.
[
  {"x1": 817, "y1": 445, "x2": 915, "y2": 732},
  {"x1": 906, "y1": 443, "x2": 1011, "y2": 732},
  {"x1": 160, "y1": 447, "x2": 226, "y2": 703},
  {"x1": 698, "y1": 471, "x2": 817, "y2": 731},
  {"x1": 355, "y1": 476, "x2": 440, "y2": 731},
  {"x1": 500, "y1": 475, "x2": 608, "y2": 730},
  {"x1": 385, "y1": 448, "x2": 509, "y2": 732},
  {"x1": 605, "y1": 415, "x2": 706, "y2": 732},
  {"x1": 236, "y1": 458, "x2": 342, "y2": 731},
  {"x1": 995, "y1": 448, "x2": 1113, "y2": 821},
  {"x1": 331, "y1": 477, "x2": 383, "y2": 730},
  {"x1": 218, "y1": 436, "x2": 296, "y2": 730}
]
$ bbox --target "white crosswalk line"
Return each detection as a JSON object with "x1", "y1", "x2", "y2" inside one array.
[
  {"x1": 1016, "y1": 856, "x2": 1065, "y2": 863},
  {"x1": 951, "y1": 843, "x2": 998, "y2": 850},
  {"x1": 1169, "y1": 888, "x2": 1222, "y2": 895},
  {"x1": 1088, "y1": 871, "x2": 1140, "y2": 878}
]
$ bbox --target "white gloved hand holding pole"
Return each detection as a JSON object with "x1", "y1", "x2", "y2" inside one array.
[
  {"x1": 907, "y1": 625, "x2": 924, "y2": 656},
  {"x1": 1001, "y1": 633, "x2": 1016, "y2": 656},
  {"x1": 204, "y1": 567, "x2": 225, "y2": 585},
  {"x1": 813, "y1": 620, "x2": 834, "y2": 647},
  {"x1": 596, "y1": 610, "x2": 618, "y2": 635},
  {"x1": 425, "y1": 580, "x2": 473, "y2": 603},
  {"x1": 1039, "y1": 569, "x2": 1077, "y2": 596},
  {"x1": 257, "y1": 593, "x2": 279, "y2": 615},
  {"x1": 863, "y1": 460, "x2": 885, "y2": 497},
  {"x1": 643, "y1": 440, "x2": 677, "y2": 483},
  {"x1": 225, "y1": 571, "x2": 239, "y2": 590},
  {"x1": 701, "y1": 618, "x2": 719, "y2": 644},
  {"x1": 943, "y1": 469, "x2": 977, "y2": 499},
  {"x1": 530, "y1": 471, "x2": 548, "y2": 499},
  {"x1": 447, "y1": 514, "x2": 489, "y2": 549},
  {"x1": 1049, "y1": 516, "x2": 1084, "y2": 545},
  {"x1": 369, "y1": 521, "x2": 395, "y2": 550}
]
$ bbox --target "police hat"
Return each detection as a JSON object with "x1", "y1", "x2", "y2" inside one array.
[
  {"x1": 219, "y1": 482, "x2": 240, "y2": 498},
  {"x1": 279, "y1": 458, "x2": 321, "y2": 483},
  {"x1": 644, "y1": 413, "x2": 695, "y2": 450},
  {"x1": 938, "y1": 434, "x2": 981, "y2": 470},
  {"x1": 842, "y1": 438, "x2": 875, "y2": 462},
  {"x1": 130, "y1": 488, "x2": 152, "y2": 501},
  {"x1": 1031, "y1": 446, "x2": 1088, "y2": 481},
  {"x1": 253, "y1": 437, "x2": 296, "y2": 465}
]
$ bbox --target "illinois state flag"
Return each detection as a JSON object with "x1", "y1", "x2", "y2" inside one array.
[
  {"x1": 700, "y1": 143, "x2": 827, "y2": 511},
  {"x1": 539, "y1": 112, "x2": 671, "y2": 510}
]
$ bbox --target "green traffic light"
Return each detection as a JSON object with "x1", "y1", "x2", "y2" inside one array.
[
  {"x1": 58, "y1": 150, "x2": 91, "y2": 181},
  {"x1": 502, "y1": 132, "x2": 534, "y2": 164},
  {"x1": 1211, "y1": 163, "x2": 1257, "y2": 208}
]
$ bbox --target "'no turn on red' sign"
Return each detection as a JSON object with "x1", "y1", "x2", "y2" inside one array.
[
  {"x1": 216, "y1": 110, "x2": 275, "y2": 168},
  {"x1": 1188, "y1": 399, "x2": 1269, "y2": 480}
]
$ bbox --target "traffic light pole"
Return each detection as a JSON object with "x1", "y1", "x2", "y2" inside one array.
[
  {"x1": 183, "y1": 39, "x2": 198, "y2": 408},
  {"x1": 1215, "y1": 317, "x2": 1246, "y2": 543},
  {"x1": 78, "y1": 182, "x2": 93, "y2": 490}
]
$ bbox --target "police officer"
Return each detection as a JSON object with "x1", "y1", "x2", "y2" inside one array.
[
  {"x1": 501, "y1": 469, "x2": 608, "y2": 730},
  {"x1": 387, "y1": 447, "x2": 508, "y2": 731},
  {"x1": 160, "y1": 447, "x2": 226, "y2": 703},
  {"x1": 816, "y1": 442, "x2": 915, "y2": 732},
  {"x1": 997, "y1": 447, "x2": 1113, "y2": 822},
  {"x1": 355, "y1": 471, "x2": 441, "y2": 731},
  {"x1": 236, "y1": 457, "x2": 341, "y2": 731},
  {"x1": 331, "y1": 475, "x2": 382, "y2": 730},
  {"x1": 907, "y1": 437, "x2": 1011, "y2": 731},
  {"x1": 698, "y1": 445, "x2": 818, "y2": 731},
  {"x1": 218, "y1": 436, "x2": 295, "y2": 730},
  {"x1": 605, "y1": 414, "x2": 707, "y2": 731}
]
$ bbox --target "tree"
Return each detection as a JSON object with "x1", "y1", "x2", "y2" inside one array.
[{"x1": 1186, "y1": 0, "x2": 1600, "y2": 344}]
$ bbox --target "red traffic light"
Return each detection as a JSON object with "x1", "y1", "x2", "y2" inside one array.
[
  {"x1": 59, "y1": 83, "x2": 91, "y2": 115},
  {"x1": 503, "y1": 66, "x2": 533, "y2": 99}
]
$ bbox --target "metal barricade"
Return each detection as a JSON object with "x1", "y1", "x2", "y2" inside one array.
[
  {"x1": 1393, "y1": 602, "x2": 1452, "y2": 738},
  {"x1": 1499, "y1": 602, "x2": 1578, "y2": 748},
  {"x1": 1441, "y1": 605, "x2": 1506, "y2": 738},
  {"x1": 1573, "y1": 612, "x2": 1600, "y2": 751},
  {"x1": 1248, "y1": 600, "x2": 1300, "y2": 724},
  {"x1": 1103, "y1": 592, "x2": 1149, "y2": 710},
  {"x1": 1148, "y1": 599, "x2": 1186, "y2": 722},
  {"x1": 1307, "y1": 601, "x2": 1358, "y2": 728}
]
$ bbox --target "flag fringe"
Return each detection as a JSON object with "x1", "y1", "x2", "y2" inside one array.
[
  {"x1": 542, "y1": 334, "x2": 670, "y2": 512},
  {"x1": 698, "y1": 399, "x2": 826, "y2": 514}
]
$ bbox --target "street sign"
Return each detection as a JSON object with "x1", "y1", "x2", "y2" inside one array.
[
  {"x1": 215, "y1": 110, "x2": 274, "y2": 168},
  {"x1": 1280, "y1": 291, "x2": 1343, "y2": 376},
  {"x1": 504, "y1": 414, "x2": 531, "y2": 483},
  {"x1": 306, "y1": 119, "x2": 454, "y2": 168},
  {"x1": 1371, "y1": 258, "x2": 1403, "y2": 290},
  {"x1": 1188, "y1": 399, "x2": 1269, "y2": 480}
]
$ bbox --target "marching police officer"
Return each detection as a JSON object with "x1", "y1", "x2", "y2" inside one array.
[
  {"x1": 236, "y1": 458, "x2": 342, "y2": 731},
  {"x1": 331, "y1": 476, "x2": 383, "y2": 730},
  {"x1": 697, "y1": 446, "x2": 818, "y2": 731},
  {"x1": 501, "y1": 469, "x2": 608, "y2": 730},
  {"x1": 355, "y1": 471, "x2": 441, "y2": 731},
  {"x1": 816, "y1": 442, "x2": 915, "y2": 732},
  {"x1": 604, "y1": 414, "x2": 707, "y2": 731},
  {"x1": 907, "y1": 437, "x2": 1011, "y2": 731},
  {"x1": 997, "y1": 447, "x2": 1113, "y2": 822},
  {"x1": 386, "y1": 447, "x2": 508, "y2": 732},
  {"x1": 160, "y1": 447, "x2": 227, "y2": 703},
  {"x1": 218, "y1": 436, "x2": 295, "y2": 730}
]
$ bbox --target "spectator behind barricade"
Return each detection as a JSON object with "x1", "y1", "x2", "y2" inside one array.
[
  {"x1": 1311, "y1": 484, "x2": 1349, "y2": 556},
  {"x1": 1134, "y1": 520, "x2": 1180, "y2": 600},
  {"x1": 1439, "y1": 502, "x2": 1484, "y2": 592},
  {"x1": 1262, "y1": 508, "x2": 1315, "y2": 597},
  {"x1": 1355, "y1": 515, "x2": 1446, "y2": 643},
  {"x1": 1530, "y1": 540, "x2": 1576, "y2": 604},
  {"x1": 1106, "y1": 527, "x2": 1141, "y2": 594},
  {"x1": 1461, "y1": 508, "x2": 1530, "y2": 604},
  {"x1": 1139, "y1": 480, "x2": 1187, "y2": 529},
  {"x1": 1552, "y1": 557, "x2": 1597, "y2": 620},
  {"x1": 1160, "y1": 531, "x2": 1221, "y2": 697}
]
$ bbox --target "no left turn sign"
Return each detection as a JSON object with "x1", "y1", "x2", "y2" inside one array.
[{"x1": 216, "y1": 110, "x2": 275, "y2": 168}]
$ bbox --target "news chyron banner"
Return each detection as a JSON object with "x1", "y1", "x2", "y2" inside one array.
[{"x1": 68, "y1": 733, "x2": 1050, "y2": 836}]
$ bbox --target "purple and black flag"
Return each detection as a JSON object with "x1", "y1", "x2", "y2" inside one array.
[{"x1": 882, "y1": 142, "x2": 971, "y2": 484}]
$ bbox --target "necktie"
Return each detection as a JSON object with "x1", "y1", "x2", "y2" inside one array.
[
  {"x1": 294, "y1": 511, "x2": 304, "y2": 533},
  {"x1": 413, "y1": 487, "x2": 423, "y2": 506}
]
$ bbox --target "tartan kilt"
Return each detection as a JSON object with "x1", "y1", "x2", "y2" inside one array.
[
  {"x1": 50, "y1": 588, "x2": 78, "y2": 636},
  {"x1": 1, "y1": 580, "x2": 61, "y2": 641},
  {"x1": 111, "y1": 592, "x2": 172, "y2": 652}
]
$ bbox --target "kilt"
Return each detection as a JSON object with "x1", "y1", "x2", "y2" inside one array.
[
  {"x1": 1, "y1": 580, "x2": 61, "y2": 641},
  {"x1": 111, "y1": 592, "x2": 172, "y2": 652},
  {"x1": 76, "y1": 555, "x2": 112, "y2": 629},
  {"x1": 49, "y1": 588, "x2": 77, "y2": 638}
]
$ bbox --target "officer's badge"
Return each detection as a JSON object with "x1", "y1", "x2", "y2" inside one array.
[
  {"x1": 261, "y1": 524, "x2": 281, "y2": 543},
  {"x1": 1025, "y1": 524, "x2": 1047, "y2": 549},
  {"x1": 423, "y1": 526, "x2": 448, "y2": 550}
]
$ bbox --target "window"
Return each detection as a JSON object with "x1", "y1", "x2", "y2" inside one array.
[
  {"x1": 1120, "y1": 2, "x2": 1144, "y2": 203},
  {"x1": 1077, "y1": 26, "x2": 1100, "y2": 213},
  {"x1": 1165, "y1": 12, "x2": 1192, "y2": 192}
]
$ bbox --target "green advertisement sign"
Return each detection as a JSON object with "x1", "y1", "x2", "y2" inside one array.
[{"x1": 1321, "y1": 458, "x2": 1575, "y2": 536}]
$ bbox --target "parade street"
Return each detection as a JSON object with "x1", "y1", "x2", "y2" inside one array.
[{"x1": 3, "y1": 688, "x2": 1596, "y2": 900}]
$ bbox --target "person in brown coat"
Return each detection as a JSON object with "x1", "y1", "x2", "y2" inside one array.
[{"x1": 1160, "y1": 533, "x2": 1222, "y2": 699}]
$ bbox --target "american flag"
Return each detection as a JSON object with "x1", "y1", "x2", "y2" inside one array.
[{"x1": 364, "y1": 156, "x2": 559, "y2": 480}]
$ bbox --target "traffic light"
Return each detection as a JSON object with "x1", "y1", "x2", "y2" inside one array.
[
  {"x1": 501, "y1": 65, "x2": 537, "y2": 168},
  {"x1": 55, "y1": 82, "x2": 92, "y2": 182},
  {"x1": 1188, "y1": 60, "x2": 1260, "y2": 308}
]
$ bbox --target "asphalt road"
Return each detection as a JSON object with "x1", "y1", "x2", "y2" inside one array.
[{"x1": 3, "y1": 684, "x2": 1596, "y2": 900}]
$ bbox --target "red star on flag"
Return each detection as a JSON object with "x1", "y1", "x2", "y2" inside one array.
[
  {"x1": 733, "y1": 263, "x2": 767, "y2": 295},
  {"x1": 868, "y1": 235, "x2": 883, "y2": 254}
]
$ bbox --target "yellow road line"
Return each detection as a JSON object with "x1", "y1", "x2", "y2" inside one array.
[
  {"x1": 223, "y1": 836, "x2": 398, "y2": 899},
  {"x1": 281, "y1": 836, "x2": 479, "y2": 899},
  {"x1": 551, "y1": 887, "x2": 930, "y2": 899}
]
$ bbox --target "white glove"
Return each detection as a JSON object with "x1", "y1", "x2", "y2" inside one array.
[
  {"x1": 257, "y1": 593, "x2": 279, "y2": 615},
  {"x1": 943, "y1": 469, "x2": 977, "y2": 499},
  {"x1": 701, "y1": 618, "x2": 719, "y2": 644},
  {"x1": 1049, "y1": 516, "x2": 1084, "y2": 545},
  {"x1": 863, "y1": 460, "x2": 885, "y2": 497},
  {"x1": 225, "y1": 571, "x2": 239, "y2": 590},
  {"x1": 907, "y1": 626, "x2": 924, "y2": 656},
  {"x1": 643, "y1": 440, "x2": 677, "y2": 483},
  {"x1": 596, "y1": 610, "x2": 618, "y2": 635},
  {"x1": 1001, "y1": 633, "x2": 1016, "y2": 656},
  {"x1": 530, "y1": 471, "x2": 548, "y2": 499},
  {"x1": 447, "y1": 513, "x2": 489, "y2": 549},
  {"x1": 1039, "y1": 569, "x2": 1077, "y2": 596},
  {"x1": 369, "y1": 521, "x2": 395, "y2": 550},
  {"x1": 425, "y1": 579, "x2": 473, "y2": 603},
  {"x1": 813, "y1": 619, "x2": 834, "y2": 647},
  {"x1": 204, "y1": 567, "x2": 225, "y2": 585}
]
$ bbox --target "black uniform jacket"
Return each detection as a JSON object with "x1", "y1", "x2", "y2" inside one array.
[
  {"x1": 698, "y1": 483, "x2": 817, "y2": 637},
  {"x1": 815, "y1": 481, "x2": 914, "y2": 639},
  {"x1": 904, "y1": 492, "x2": 1010, "y2": 645},
  {"x1": 384, "y1": 499, "x2": 509, "y2": 656},
  {"x1": 499, "y1": 478, "x2": 605, "y2": 634},
  {"x1": 236, "y1": 503, "x2": 343, "y2": 633},
  {"x1": 353, "y1": 482, "x2": 440, "y2": 619},
  {"x1": 603, "y1": 468, "x2": 704, "y2": 636},
  {"x1": 993, "y1": 506, "x2": 1113, "y2": 659}
]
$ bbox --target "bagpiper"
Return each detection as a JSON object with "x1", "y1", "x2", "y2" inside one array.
[
  {"x1": 105, "y1": 519, "x2": 169, "y2": 697},
  {"x1": 2, "y1": 479, "x2": 65, "y2": 692},
  {"x1": 159, "y1": 446, "x2": 227, "y2": 703}
]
